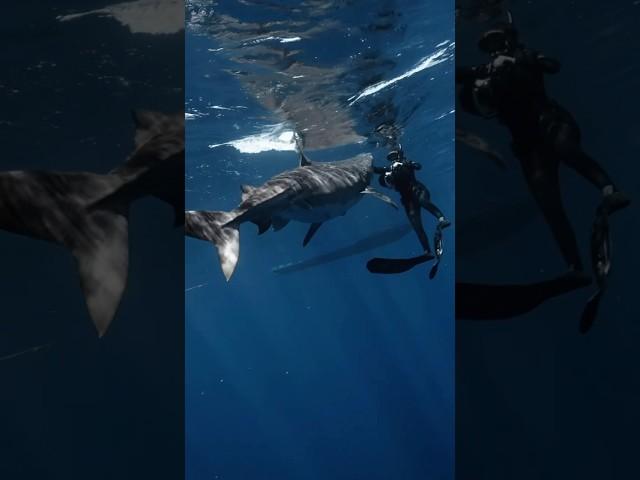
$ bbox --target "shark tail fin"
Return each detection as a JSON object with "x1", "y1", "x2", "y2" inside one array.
[
  {"x1": 185, "y1": 210, "x2": 240, "y2": 281},
  {"x1": 73, "y1": 203, "x2": 130, "y2": 337},
  {"x1": 31, "y1": 172, "x2": 132, "y2": 337}
]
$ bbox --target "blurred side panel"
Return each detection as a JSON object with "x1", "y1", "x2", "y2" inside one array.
[
  {"x1": 0, "y1": 2, "x2": 184, "y2": 479},
  {"x1": 456, "y1": 1, "x2": 640, "y2": 478}
]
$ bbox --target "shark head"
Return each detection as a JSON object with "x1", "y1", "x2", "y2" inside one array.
[{"x1": 343, "y1": 153, "x2": 375, "y2": 184}]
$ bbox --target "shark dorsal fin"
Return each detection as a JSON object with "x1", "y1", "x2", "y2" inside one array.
[
  {"x1": 241, "y1": 184, "x2": 255, "y2": 201},
  {"x1": 294, "y1": 133, "x2": 312, "y2": 167}
]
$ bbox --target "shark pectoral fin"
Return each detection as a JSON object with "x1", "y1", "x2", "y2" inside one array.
[
  {"x1": 252, "y1": 218, "x2": 271, "y2": 235},
  {"x1": 73, "y1": 211, "x2": 129, "y2": 337},
  {"x1": 272, "y1": 217, "x2": 290, "y2": 231},
  {"x1": 303, "y1": 222, "x2": 323, "y2": 247},
  {"x1": 362, "y1": 187, "x2": 398, "y2": 209}
]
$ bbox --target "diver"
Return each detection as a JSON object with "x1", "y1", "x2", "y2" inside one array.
[
  {"x1": 455, "y1": 11, "x2": 630, "y2": 329},
  {"x1": 368, "y1": 145, "x2": 451, "y2": 278}
]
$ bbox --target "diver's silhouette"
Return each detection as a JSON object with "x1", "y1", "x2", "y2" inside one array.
[
  {"x1": 456, "y1": 12, "x2": 630, "y2": 329},
  {"x1": 368, "y1": 146, "x2": 451, "y2": 277}
]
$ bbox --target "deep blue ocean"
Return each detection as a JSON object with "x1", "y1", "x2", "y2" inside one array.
[{"x1": 185, "y1": 1, "x2": 455, "y2": 479}]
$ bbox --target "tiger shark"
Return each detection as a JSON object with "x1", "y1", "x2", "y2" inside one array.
[{"x1": 185, "y1": 139, "x2": 397, "y2": 281}]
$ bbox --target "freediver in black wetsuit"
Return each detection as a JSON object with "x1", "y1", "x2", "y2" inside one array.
[
  {"x1": 367, "y1": 146, "x2": 451, "y2": 278},
  {"x1": 456, "y1": 12, "x2": 630, "y2": 330}
]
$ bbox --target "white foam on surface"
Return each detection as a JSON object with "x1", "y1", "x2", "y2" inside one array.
[
  {"x1": 244, "y1": 36, "x2": 302, "y2": 46},
  {"x1": 348, "y1": 41, "x2": 454, "y2": 105},
  {"x1": 209, "y1": 124, "x2": 297, "y2": 154},
  {"x1": 280, "y1": 37, "x2": 302, "y2": 43}
]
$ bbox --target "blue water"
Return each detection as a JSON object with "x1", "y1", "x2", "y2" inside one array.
[{"x1": 186, "y1": 1, "x2": 455, "y2": 479}]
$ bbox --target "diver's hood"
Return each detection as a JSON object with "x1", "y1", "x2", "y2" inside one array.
[
  {"x1": 387, "y1": 148, "x2": 405, "y2": 161},
  {"x1": 478, "y1": 24, "x2": 517, "y2": 53}
]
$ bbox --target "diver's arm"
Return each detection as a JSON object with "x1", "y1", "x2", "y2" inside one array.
[{"x1": 373, "y1": 166, "x2": 390, "y2": 187}]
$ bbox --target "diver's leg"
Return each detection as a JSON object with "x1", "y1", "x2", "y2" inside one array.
[
  {"x1": 403, "y1": 196, "x2": 432, "y2": 253},
  {"x1": 415, "y1": 182, "x2": 451, "y2": 227},
  {"x1": 565, "y1": 150, "x2": 630, "y2": 213},
  {"x1": 554, "y1": 123, "x2": 630, "y2": 213},
  {"x1": 520, "y1": 151, "x2": 584, "y2": 271}
]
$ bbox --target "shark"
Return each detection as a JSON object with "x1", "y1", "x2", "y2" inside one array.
[
  {"x1": 185, "y1": 139, "x2": 397, "y2": 281},
  {"x1": 0, "y1": 110, "x2": 184, "y2": 337}
]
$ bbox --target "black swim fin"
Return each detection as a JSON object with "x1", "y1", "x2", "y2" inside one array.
[
  {"x1": 580, "y1": 208, "x2": 611, "y2": 333},
  {"x1": 429, "y1": 261, "x2": 440, "y2": 279},
  {"x1": 367, "y1": 252, "x2": 435, "y2": 274},
  {"x1": 580, "y1": 290, "x2": 604, "y2": 334},
  {"x1": 429, "y1": 227, "x2": 444, "y2": 279},
  {"x1": 456, "y1": 271, "x2": 592, "y2": 320}
]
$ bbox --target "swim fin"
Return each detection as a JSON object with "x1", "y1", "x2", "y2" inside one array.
[
  {"x1": 429, "y1": 226, "x2": 444, "y2": 279},
  {"x1": 367, "y1": 252, "x2": 435, "y2": 274},
  {"x1": 429, "y1": 262, "x2": 440, "y2": 279},
  {"x1": 456, "y1": 270, "x2": 592, "y2": 320},
  {"x1": 580, "y1": 208, "x2": 611, "y2": 333},
  {"x1": 580, "y1": 290, "x2": 604, "y2": 334}
]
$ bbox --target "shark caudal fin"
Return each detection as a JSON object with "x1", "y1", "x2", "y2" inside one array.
[
  {"x1": 4, "y1": 111, "x2": 182, "y2": 337},
  {"x1": 185, "y1": 210, "x2": 240, "y2": 281},
  {"x1": 17, "y1": 171, "x2": 132, "y2": 337},
  {"x1": 73, "y1": 205, "x2": 129, "y2": 337}
]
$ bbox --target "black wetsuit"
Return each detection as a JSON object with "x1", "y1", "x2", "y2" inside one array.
[
  {"x1": 374, "y1": 159, "x2": 447, "y2": 254},
  {"x1": 456, "y1": 44, "x2": 626, "y2": 271}
]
